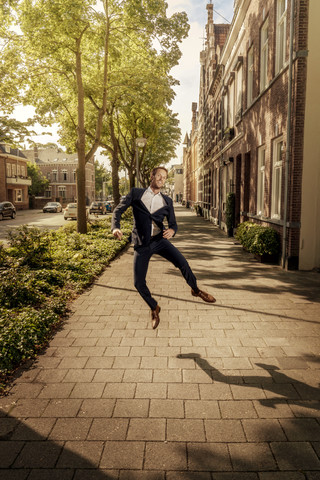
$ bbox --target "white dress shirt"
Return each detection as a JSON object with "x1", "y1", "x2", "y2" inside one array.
[{"x1": 141, "y1": 187, "x2": 166, "y2": 236}]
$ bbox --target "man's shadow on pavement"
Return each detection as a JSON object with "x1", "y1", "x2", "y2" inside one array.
[{"x1": 176, "y1": 353, "x2": 320, "y2": 411}]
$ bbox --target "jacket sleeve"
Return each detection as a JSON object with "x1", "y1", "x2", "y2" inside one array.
[
  {"x1": 167, "y1": 198, "x2": 178, "y2": 235},
  {"x1": 111, "y1": 190, "x2": 134, "y2": 231}
]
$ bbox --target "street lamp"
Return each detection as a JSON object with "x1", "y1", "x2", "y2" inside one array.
[{"x1": 135, "y1": 137, "x2": 147, "y2": 187}]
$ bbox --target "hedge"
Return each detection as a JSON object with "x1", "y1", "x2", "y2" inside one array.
[
  {"x1": 235, "y1": 221, "x2": 281, "y2": 256},
  {"x1": 0, "y1": 214, "x2": 132, "y2": 383}
]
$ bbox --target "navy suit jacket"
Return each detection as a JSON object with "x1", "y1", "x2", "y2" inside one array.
[{"x1": 111, "y1": 187, "x2": 178, "y2": 247}]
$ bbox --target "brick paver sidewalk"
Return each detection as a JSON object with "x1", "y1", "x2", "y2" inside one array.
[{"x1": 1, "y1": 205, "x2": 320, "y2": 480}]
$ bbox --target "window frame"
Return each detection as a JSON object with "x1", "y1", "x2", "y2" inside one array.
[
  {"x1": 260, "y1": 18, "x2": 269, "y2": 92},
  {"x1": 257, "y1": 146, "x2": 266, "y2": 216},
  {"x1": 247, "y1": 45, "x2": 254, "y2": 107},
  {"x1": 275, "y1": 0, "x2": 287, "y2": 74},
  {"x1": 271, "y1": 137, "x2": 283, "y2": 219}
]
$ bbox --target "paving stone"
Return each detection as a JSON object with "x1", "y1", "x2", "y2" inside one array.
[
  {"x1": 27, "y1": 470, "x2": 74, "y2": 480},
  {"x1": 0, "y1": 471, "x2": 30, "y2": 480},
  {"x1": 93, "y1": 369, "x2": 124, "y2": 383},
  {"x1": 38, "y1": 383, "x2": 75, "y2": 399},
  {"x1": 100, "y1": 441, "x2": 144, "y2": 469},
  {"x1": 102, "y1": 383, "x2": 136, "y2": 399},
  {"x1": 56, "y1": 441, "x2": 104, "y2": 468},
  {"x1": 185, "y1": 400, "x2": 220, "y2": 419},
  {"x1": 153, "y1": 369, "x2": 182, "y2": 383},
  {"x1": 13, "y1": 441, "x2": 63, "y2": 468},
  {"x1": 113, "y1": 399, "x2": 149, "y2": 417},
  {"x1": 242, "y1": 419, "x2": 286, "y2": 441},
  {"x1": 279, "y1": 418, "x2": 320, "y2": 441},
  {"x1": 149, "y1": 399, "x2": 184, "y2": 418},
  {"x1": 144, "y1": 442, "x2": 187, "y2": 470},
  {"x1": 205, "y1": 419, "x2": 246, "y2": 442},
  {"x1": 73, "y1": 469, "x2": 119, "y2": 480},
  {"x1": 87, "y1": 418, "x2": 129, "y2": 440},
  {"x1": 168, "y1": 384, "x2": 199, "y2": 399},
  {"x1": 0, "y1": 441, "x2": 24, "y2": 467},
  {"x1": 127, "y1": 418, "x2": 166, "y2": 440},
  {"x1": 219, "y1": 400, "x2": 258, "y2": 419},
  {"x1": 187, "y1": 443, "x2": 232, "y2": 471},
  {"x1": 166, "y1": 473, "x2": 211, "y2": 480},
  {"x1": 42, "y1": 399, "x2": 82, "y2": 418},
  {"x1": 167, "y1": 419, "x2": 205, "y2": 441},
  {"x1": 48, "y1": 418, "x2": 92, "y2": 440},
  {"x1": 11, "y1": 418, "x2": 56, "y2": 440},
  {"x1": 271, "y1": 441, "x2": 320, "y2": 470},
  {"x1": 71, "y1": 383, "x2": 105, "y2": 399},
  {"x1": 135, "y1": 383, "x2": 167, "y2": 399},
  {"x1": 78, "y1": 399, "x2": 115, "y2": 417},
  {"x1": 228, "y1": 443, "x2": 276, "y2": 471}
]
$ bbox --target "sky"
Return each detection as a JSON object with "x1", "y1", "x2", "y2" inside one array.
[{"x1": 15, "y1": 0, "x2": 235, "y2": 166}]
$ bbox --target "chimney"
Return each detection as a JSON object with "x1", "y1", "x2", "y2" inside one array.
[{"x1": 191, "y1": 103, "x2": 198, "y2": 134}]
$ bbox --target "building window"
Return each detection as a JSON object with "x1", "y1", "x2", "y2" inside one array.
[
  {"x1": 236, "y1": 65, "x2": 242, "y2": 119},
  {"x1": 223, "y1": 93, "x2": 228, "y2": 129},
  {"x1": 6, "y1": 163, "x2": 12, "y2": 177},
  {"x1": 47, "y1": 172, "x2": 51, "y2": 180},
  {"x1": 260, "y1": 18, "x2": 269, "y2": 92},
  {"x1": 21, "y1": 165, "x2": 26, "y2": 177},
  {"x1": 257, "y1": 146, "x2": 266, "y2": 215},
  {"x1": 229, "y1": 81, "x2": 235, "y2": 127},
  {"x1": 12, "y1": 164, "x2": 16, "y2": 177},
  {"x1": 62, "y1": 170, "x2": 68, "y2": 181},
  {"x1": 15, "y1": 189, "x2": 22, "y2": 202},
  {"x1": 17, "y1": 164, "x2": 21, "y2": 176},
  {"x1": 271, "y1": 138, "x2": 283, "y2": 219},
  {"x1": 275, "y1": 0, "x2": 287, "y2": 73},
  {"x1": 247, "y1": 46, "x2": 254, "y2": 106},
  {"x1": 52, "y1": 170, "x2": 57, "y2": 182},
  {"x1": 73, "y1": 170, "x2": 76, "y2": 181},
  {"x1": 58, "y1": 186, "x2": 66, "y2": 198}
]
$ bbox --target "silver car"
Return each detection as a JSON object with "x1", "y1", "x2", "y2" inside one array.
[{"x1": 64, "y1": 203, "x2": 88, "y2": 220}]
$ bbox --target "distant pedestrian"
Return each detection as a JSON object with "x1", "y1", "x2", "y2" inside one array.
[{"x1": 112, "y1": 166, "x2": 216, "y2": 329}]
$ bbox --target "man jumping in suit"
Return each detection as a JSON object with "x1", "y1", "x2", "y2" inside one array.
[{"x1": 112, "y1": 166, "x2": 216, "y2": 329}]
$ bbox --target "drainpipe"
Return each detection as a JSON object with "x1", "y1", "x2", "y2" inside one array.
[{"x1": 282, "y1": 0, "x2": 295, "y2": 268}]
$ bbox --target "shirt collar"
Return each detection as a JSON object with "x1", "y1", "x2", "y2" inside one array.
[{"x1": 147, "y1": 186, "x2": 161, "y2": 196}]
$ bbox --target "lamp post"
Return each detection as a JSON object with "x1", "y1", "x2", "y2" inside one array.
[{"x1": 135, "y1": 137, "x2": 147, "y2": 187}]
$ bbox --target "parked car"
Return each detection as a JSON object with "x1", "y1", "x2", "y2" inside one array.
[
  {"x1": 64, "y1": 203, "x2": 88, "y2": 221},
  {"x1": 104, "y1": 201, "x2": 114, "y2": 213},
  {"x1": 0, "y1": 201, "x2": 16, "y2": 220},
  {"x1": 43, "y1": 201, "x2": 62, "y2": 213},
  {"x1": 89, "y1": 201, "x2": 106, "y2": 215}
]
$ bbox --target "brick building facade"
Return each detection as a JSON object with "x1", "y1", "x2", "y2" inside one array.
[
  {"x1": 23, "y1": 147, "x2": 95, "y2": 206},
  {"x1": 183, "y1": 0, "x2": 319, "y2": 270},
  {"x1": 0, "y1": 144, "x2": 31, "y2": 209}
]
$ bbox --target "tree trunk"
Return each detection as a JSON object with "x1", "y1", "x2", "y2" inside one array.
[
  {"x1": 75, "y1": 36, "x2": 87, "y2": 234},
  {"x1": 129, "y1": 172, "x2": 135, "y2": 190},
  {"x1": 111, "y1": 153, "x2": 120, "y2": 206}
]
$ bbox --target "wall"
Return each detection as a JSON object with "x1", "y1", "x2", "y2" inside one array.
[{"x1": 299, "y1": 0, "x2": 320, "y2": 270}]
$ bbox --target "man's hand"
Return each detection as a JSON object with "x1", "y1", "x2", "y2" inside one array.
[
  {"x1": 113, "y1": 228, "x2": 123, "y2": 240},
  {"x1": 163, "y1": 228, "x2": 175, "y2": 239}
]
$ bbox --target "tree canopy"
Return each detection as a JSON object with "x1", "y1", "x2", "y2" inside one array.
[{"x1": 1, "y1": 0, "x2": 189, "y2": 227}]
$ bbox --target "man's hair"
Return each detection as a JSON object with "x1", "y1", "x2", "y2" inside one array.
[{"x1": 151, "y1": 166, "x2": 168, "y2": 177}]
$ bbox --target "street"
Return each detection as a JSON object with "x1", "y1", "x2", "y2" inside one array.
[{"x1": 0, "y1": 209, "x2": 111, "y2": 244}]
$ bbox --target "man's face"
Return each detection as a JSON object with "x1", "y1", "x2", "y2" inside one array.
[{"x1": 150, "y1": 169, "x2": 167, "y2": 190}]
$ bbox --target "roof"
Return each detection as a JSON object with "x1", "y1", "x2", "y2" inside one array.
[{"x1": 0, "y1": 144, "x2": 27, "y2": 159}]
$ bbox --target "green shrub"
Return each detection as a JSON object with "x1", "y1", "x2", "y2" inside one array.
[
  {"x1": 0, "y1": 215, "x2": 133, "y2": 377},
  {"x1": 235, "y1": 221, "x2": 280, "y2": 256},
  {"x1": 226, "y1": 192, "x2": 235, "y2": 233}
]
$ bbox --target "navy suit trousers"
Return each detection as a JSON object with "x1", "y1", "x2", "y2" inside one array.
[{"x1": 133, "y1": 237, "x2": 198, "y2": 310}]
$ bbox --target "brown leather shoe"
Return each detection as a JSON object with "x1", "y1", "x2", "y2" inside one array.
[
  {"x1": 151, "y1": 305, "x2": 161, "y2": 329},
  {"x1": 191, "y1": 289, "x2": 216, "y2": 303}
]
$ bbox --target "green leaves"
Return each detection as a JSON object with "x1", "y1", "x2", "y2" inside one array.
[{"x1": 0, "y1": 216, "x2": 133, "y2": 376}]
